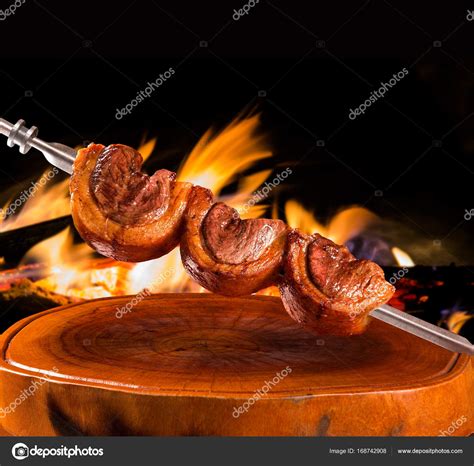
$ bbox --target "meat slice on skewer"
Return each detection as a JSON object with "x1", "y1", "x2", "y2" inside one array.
[
  {"x1": 70, "y1": 144, "x2": 193, "y2": 262},
  {"x1": 180, "y1": 186, "x2": 288, "y2": 296},
  {"x1": 279, "y1": 231, "x2": 395, "y2": 336},
  {"x1": 70, "y1": 143, "x2": 393, "y2": 334}
]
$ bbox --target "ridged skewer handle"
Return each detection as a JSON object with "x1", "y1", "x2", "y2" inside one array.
[{"x1": 0, "y1": 118, "x2": 76, "y2": 174}]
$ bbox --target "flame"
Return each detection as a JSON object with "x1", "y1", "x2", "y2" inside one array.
[
  {"x1": 138, "y1": 137, "x2": 158, "y2": 162},
  {"x1": 22, "y1": 227, "x2": 92, "y2": 266},
  {"x1": 23, "y1": 227, "x2": 131, "y2": 298},
  {"x1": 177, "y1": 114, "x2": 271, "y2": 194},
  {"x1": 128, "y1": 114, "x2": 274, "y2": 293},
  {"x1": 0, "y1": 138, "x2": 158, "y2": 235},
  {"x1": 284, "y1": 200, "x2": 378, "y2": 244},
  {"x1": 2, "y1": 113, "x2": 418, "y2": 300},
  {"x1": 0, "y1": 174, "x2": 70, "y2": 233},
  {"x1": 284, "y1": 200, "x2": 323, "y2": 235},
  {"x1": 392, "y1": 247, "x2": 415, "y2": 267},
  {"x1": 2, "y1": 114, "x2": 278, "y2": 298},
  {"x1": 444, "y1": 311, "x2": 473, "y2": 334},
  {"x1": 228, "y1": 170, "x2": 272, "y2": 219}
]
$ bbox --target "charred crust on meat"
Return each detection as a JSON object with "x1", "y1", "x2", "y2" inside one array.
[
  {"x1": 71, "y1": 144, "x2": 394, "y2": 335},
  {"x1": 279, "y1": 230, "x2": 394, "y2": 336},
  {"x1": 70, "y1": 144, "x2": 192, "y2": 262},
  {"x1": 179, "y1": 186, "x2": 288, "y2": 296}
]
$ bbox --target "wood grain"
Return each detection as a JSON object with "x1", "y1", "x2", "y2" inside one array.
[{"x1": 0, "y1": 294, "x2": 472, "y2": 436}]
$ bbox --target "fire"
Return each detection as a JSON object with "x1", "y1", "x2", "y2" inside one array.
[
  {"x1": 0, "y1": 175, "x2": 70, "y2": 233},
  {"x1": 137, "y1": 137, "x2": 158, "y2": 162},
  {"x1": 177, "y1": 114, "x2": 271, "y2": 195},
  {"x1": 24, "y1": 227, "x2": 131, "y2": 298},
  {"x1": 284, "y1": 201, "x2": 417, "y2": 268},
  {"x1": 0, "y1": 139, "x2": 157, "y2": 234},
  {"x1": 392, "y1": 246, "x2": 415, "y2": 267},
  {"x1": 444, "y1": 311, "x2": 473, "y2": 334},
  {"x1": 127, "y1": 114, "x2": 274, "y2": 293},
  {"x1": 284, "y1": 200, "x2": 378, "y2": 244},
  {"x1": 1, "y1": 113, "x2": 421, "y2": 302},
  {"x1": 22, "y1": 227, "x2": 93, "y2": 267},
  {"x1": 5, "y1": 114, "x2": 275, "y2": 297},
  {"x1": 3, "y1": 114, "x2": 473, "y2": 338}
]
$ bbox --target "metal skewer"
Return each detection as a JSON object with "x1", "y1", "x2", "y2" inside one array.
[
  {"x1": 1, "y1": 118, "x2": 473, "y2": 355},
  {"x1": 372, "y1": 305, "x2": 473, "y2": 355},
  {"x1": 0, "y1": 118, "x2": 76, "y2": 174}
]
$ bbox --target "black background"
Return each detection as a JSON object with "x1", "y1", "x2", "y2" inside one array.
[{"x1": 0, "y1": 0, "x2": 473, "y2": 265}]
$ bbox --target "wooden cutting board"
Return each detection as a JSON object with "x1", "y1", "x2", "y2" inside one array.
[{"x1": 0, "y1": 294, "x2": 472, "y2": 436}]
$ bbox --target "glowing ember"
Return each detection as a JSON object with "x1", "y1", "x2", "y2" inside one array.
[{"x1": 23, "y1": 227, "x2": 131, "y2": 298}]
